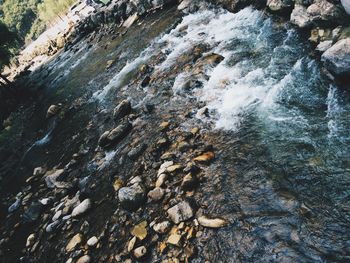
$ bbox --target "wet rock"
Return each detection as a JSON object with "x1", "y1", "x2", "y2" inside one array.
[
  {"x1": 46, "y1": 220, "x2": 61, "y2": 233},
  {"x1": 193, "y1": 152, "x2": 215, "y2": 164},
  {"x1": 113, "y1": 178, "x2": 123, "y2": 191},
  {"x1": 134, "y1": 246, "x2": 147, "y2": 259},
  {"x1": 26, "y1": 234, "x2": 35, "y2": 247},
  {"x1": 44, "y1": 169, "x2": 65, "y2": 189},
  {"x1": 113, "y1": 100, "x2": 132, "y2": 120},
  {"x1": 127, "y1": 236, "x2": 137, "y2": 252},
  {"x1": 166, "y1": 164, "x2": 182, "y2": 173},
  {"x1": 153, "y1": 221, "x2": 171, "y2": 234},
  {"x1": 178, "y1": 0, "x2": 191, "y2": 10},
  {"x1": 341, "y1": 0, "x2": 350, "y2": 15},
  {"x1": 33, "y1": 167, "x2": 46, "y2": 176},
  {"x1": 131, "y1": 221, "x2": 148, "y2": 240},
  {"x1": 98, "y1": 121, "x2": 132, "y2": 148},
  {"x1": 87, "y1": 236, "x2": 98, "y2": 247},
  {"x1": 197, "y1": 216, "x2": 228, "y2": 228},
  {"x1": 23, "y1": 202, "x2": 43, "y2": 222},
  {"x1": 167, "y1": 201, "x2": 195, "y2": 224},
  {"x1": 158, "y1": 161, "x2": 174, "y2": 176},
  {"x1": 66, "y1": 233, "x2": 83, "y2": 252},
  {"x1": 127, "y1": 143, "x2": 147, "y2": 160},
  {"x1": 322, "y1": 38, "x2": 350, "y2": 81},
  {"x1": 76, "y1": 255, "x2": 91, "y2": 263},
  {"x1": 141, "y1": 76, "x2": 151, "y2": 87},
  {"x1": 156, "y1": 173, "x2": 168, "y2": 188},
  {"x1": 148, "y1": 187, "x2": 165, "y2": 201},
  {"x1": 181, "y1": 173, "x2": 198, "y2": 191},
  {"x1": 46, "y1": 104, "x2": 61, "y2": 118},
  {"x1": 71, "y1": 199, "x2": 92, "y2": 217},
  {"x1": 167, "y1": 233, "x2": 182, "y2": 246},
  {"x1": 267, "y1": 0, "x2": 293, "y2": 12},
  {"x1": 106, "y1": 59, "x2": 115, "y2": 69},
  {"x1": 8, "y1": 198, "x2": 21, "y2": 213},
  {"x1": 118, "y1": 184, "x2": 145, "y2": 210},
  {"x1": 316, "y1": 40, "x2": 333, "y2": 52}
]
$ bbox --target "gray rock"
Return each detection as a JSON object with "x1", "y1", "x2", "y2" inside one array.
[
  {"x1": 87, "y1": 236, "x2": 98, "y2": 247},
  {"x1": 147, "y1": 187, "x2": 165, "y2": 201},
  {"x1": 341, "y1": 0, "x2": 350, "y2": 15},
  {"x1": 98, "y1": 121, "x2": 132, "y2": 148},
  {"x1": 322, "y1": 38, "x2": 350, "y2": 80},
  {"x1": 167, "y1": 201, "x2": 195, "y2": 224},
  {"x1": 118, "y1": 184, "x2": 145, "y2": 210},
  {"x1": 71, "y1": 199, "x2": 92, "y2": 217},
  {"x1": 267, "y1": 0, "x2": 293, "y2": 12},
  {"x1": 23, "y1": 202, "x2": 43, "y2": 222},
  {"x1": 46, "y1": 220, "x2": 62, "y2": 233},
  {"x1": 113, "y1": 100, "x2": 132, "y2": 120},
  {"x1": 316, "y1": 40, "x2": 333, "y2": 52},
  {"x1": 290, "y1": 4, "x2": 312, "y2": 27}
]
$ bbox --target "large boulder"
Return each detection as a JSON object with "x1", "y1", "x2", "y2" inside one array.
[
  {"x1": 341, "y1": 0, "x2": 350, "y2": 15},
  {"x1": 322, "y1": 38, "x2": 350, "y2": 81},
  {"x1": 291, "y1": 0, "x2": 346, "y2": 28}
]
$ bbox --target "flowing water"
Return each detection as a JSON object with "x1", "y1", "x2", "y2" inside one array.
[{"x1": 6, "y1": 4, "x2": 350, "y2": 263}]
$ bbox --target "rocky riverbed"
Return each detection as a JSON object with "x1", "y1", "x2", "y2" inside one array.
[{"x1": 1, "y1": 0, "x2": 350, "y2": 263}]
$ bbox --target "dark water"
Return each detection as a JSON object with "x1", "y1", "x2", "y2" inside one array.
[{"x1": 4, "y1": 5, "x2": 350, "y2": 263}]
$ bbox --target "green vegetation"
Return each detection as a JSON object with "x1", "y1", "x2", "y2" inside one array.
[
  {"x1": 0, "y1": 21, "x2": 18, "y2": 80},
  {"x1": 0, "y1": 0, "x2": 77, "y2": 43}
]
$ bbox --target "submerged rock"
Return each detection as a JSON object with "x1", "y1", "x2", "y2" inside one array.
[
  {"x1": 46, "y1": 104, "x2": 61, "y2": 118},
  {"x1": 118, "y1": 184, "x2": 145, "y2": 210},
  {"x1": 66, "y1": 233, "x2": 83, "y2": 252},
  {"x1": 322, "y1": 38, "x2": 350, "y2": 81},
  {"x1": 98, "y1": 121, "x2": 132, "y2": 148},
  {"x1": 113, "y1": 100, "x2": 132, "y2": 120}
]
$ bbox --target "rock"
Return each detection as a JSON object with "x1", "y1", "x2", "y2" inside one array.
[
  {"x1": 290, "y1": 4, "x2": 312, "y2": 28},
  {"x1": 98, "y1": 121, "x2": 132, "y2": 148},
  {"x1": 267, "y1": 0, "x2": 293, "y2": 12},
  {"x1": 153, "y1": 221, "x2": 171, "y2": 234},
  {"x1": 322, "y1": 38, "x2": 350, "y2": 80},
  {"x1": 66, "y1": 233, "x2": 83, "y2": 252},
  {"x1": 341, "y1": 0, "x2": 350, "y2": 15},
  {"x1": 76, "y1": 255, "x2": 91, "y2": 263},
  {"x1": 44, "y1": 169, "x2": 65, "y2": 189},
  {"x1": 167, "y1": 201, "x2": 195, "y2": 224},
  {"x1": 8, "y1": 198, "x2": 21, "y2": 213},
  {"x1": 113, "y1": 178, "x2": 123, "y2": 191},
  {"x1": 52, "y1": 210, "x2": 62, "y2": 221},
  {"x1": 167, "y1": 233, "x2": 182, "y2": 246},
  {"x1": 26, "y1": 234, "x2": 35, "y2": 247},
  {"x1": 193, "y1": 152, "x2": 215, "y2": 164},
  {"x1": 131, "y1": 221, "x2": 148, "y2": 240},
  {"x1": 178, "y1": 0, "x2": 191, "y2": 10},
  {"x1": 158, "y1": 161, "x2": 174, "y2": 176},
  {"x1": 33, "y1": 167, "x2": 46, "y2": 176},
  {"x1": 71, "y1": 199, "x2": 92, "y2": 217},
  {"x1": 87, "y1": 236, "x2": 98, "y2": 247},
  {"x1": 166, "y1": 164, "x2": 182, "y2": 173},
  {"x1": 127, "y1": 236, "x2": 137, "y2": 252},
  {"x1": 159, "y1": 121, "x2": 170, "y2": 131},
  {"x1": 134, "y1": 246, "x2": 147, "y2": 259},
  {"x1": 148, "y1": 187, "x2": 165, "y2": 201},
  {"x1": 127, "y1": 143, "x2": 147, "y2": 160},
  {"x1": 113, "y1": 100, "x2": 132, "y2": 120},
  {"x1": 46, "y1": 220, "x2": 61, "y2": 233},
  {"x1": 23, "y1": 202, "x2": 43, "y2": 222},
  {"x1": 197, "y1": 216, "x2": 228, "y2": 228},
  {"x1": 118, "y1": 184, "x2": 146, "y2": 210},
  {"x1": 316, "y1": 40, "x2": 333, "y2": 52},
  {"x1": 141, "y1": 76, "x2": 151, "y2": 87},
  {"x1": 181, "y1": 173, "x2": 198, "y2": 191},
  {"x1": 123, "y1": 13, "x2": 138, "y2": 29},
  {"x1": 46, "y1": 104, "x2": 60, "y2": 118},
  {"x1": 156, "y1": 173, "x2": 168, "y2": 188},
  {"x1": 106, "y1": 59, "x2": 115, "y2": 69}
]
